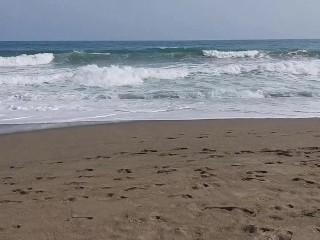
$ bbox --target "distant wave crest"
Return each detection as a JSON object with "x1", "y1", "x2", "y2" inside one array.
[
  {"x1": 203, "y1": 50, "x2": 263, "y2": 58},
  {"x1": 0, "y1": 53, "x2": 54, "y2": 67}
]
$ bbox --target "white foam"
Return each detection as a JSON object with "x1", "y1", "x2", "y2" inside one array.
[
  {"x1": 0, "y1": 53, "x2": 54, "y2": 67},
  {"x1": 210, "y1": 89, "x2": 265, "y2": 98},
  {"x1": 259, "y1": 61, "x2": 320, "y2": 75},
  {"x1": 0, "y1": 71, "x2": 72, "y2": 85},
  {"x1": 287, "y1": 50, "x2": 308, "y2": 56},
  {"x1": 71, "y1": 65, "x2": 189, "y2": 88},
  {"x1": 73, "y1": 51, "x2": 110, "y2": 55},
  {"x1": 201, "y1": 60, "x2": 320, "y2": 76},
  {"x1": 203, "y1": 50, "x2": 262, "y2": 58},
  {"x1": 90, "y1": 52, "x2": 111, "y2": 55},
  {"x1": 159, "y1": 47, "x2": 180, "y2": 49}
]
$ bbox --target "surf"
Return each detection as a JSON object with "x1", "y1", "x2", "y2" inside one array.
[{"x1": 0, "y1": 53, "x2": 54, "y2": 67}]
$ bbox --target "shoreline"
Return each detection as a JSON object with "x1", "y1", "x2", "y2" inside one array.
[
  {"x1": 1, "y1": 117, "x2": 319, "y2": 135},
  {"x1": 1, "y1": 118, "x2": 319, "y2": 239}
]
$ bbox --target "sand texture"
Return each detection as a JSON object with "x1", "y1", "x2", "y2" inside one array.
[{"x1": 0, "y1": 119, "x2": 320, "y2": 240}]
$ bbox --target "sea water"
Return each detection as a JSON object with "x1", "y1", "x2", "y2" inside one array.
[{"x1": 0, "y1": 40, "x2": 320, "y2": 125}]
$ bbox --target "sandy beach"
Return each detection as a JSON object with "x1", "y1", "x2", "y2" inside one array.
[{"x1": 0, "y1": 119, "x2": 320, "y2": 240}]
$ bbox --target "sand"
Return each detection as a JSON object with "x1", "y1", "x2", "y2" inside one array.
[{"x1": 0, "y1": 119, "x2": 319, "y2": 240}]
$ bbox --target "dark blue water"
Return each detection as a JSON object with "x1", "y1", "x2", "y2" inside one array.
[{"x1": 1, "y1": 39, "x2": 320, "y2": 53}]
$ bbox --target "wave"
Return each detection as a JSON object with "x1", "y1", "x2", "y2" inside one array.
[
  {"x1": 71, "y1": 65, "x2": 189, "y2": 88},
  {"x1": 287, "y1": 49, "x2": 308, "y2": 56},
  {"x1": 60, "y1": 49, "x2": 320, "y2": 65},
  {"x1": 0, "y1": 71, "x2": 72, "y2": 85},
  {"x1": 204, "y1": 60, "x2": 320, "y2": 76},
  {"x1": 0, "y1": 53, "x2": 54, "y2": 67},
  {"x1": 117, "y1": 89, "x2": 320, "y2": 100},
  {"x1": 159, "y1": 47, "x2": 179, "y2": 50},
  {"x1": 118, "y1": 89, "x2": 265, "y2": 100},
  {"x1": 203, "y1": 50, "x2": 263, "y2": 58},
  {"x1": 258, "y1": 61, "x2": 320, "y2": 75},
  {"x1": 90, "y1": 52, "x2": 111, "y2": 55},
  {"x1": 2, "y1": 49, "x2": 318, "y2": 68},
  {"x1": 273, "y1": 49, "x2": 320, "y2": 59},
  {"x1": 72, "y1": 51, "x2": 111, "y2": 55},
  {"x1": 0, "y1": 64, "x2": 188, "y2": 87},
  {"x1": 2, "y1": 60, "x2": 319, "y2": 87}
]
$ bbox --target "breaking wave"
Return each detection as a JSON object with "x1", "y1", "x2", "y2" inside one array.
[
  {"x1": 118, "y1": 89, "x2": 265, "y2": 100},
  {"x1": 117, "y1": 89, "x2": 320, "y2": 100},
  {"x1": 0, "y1": 53, "x2": 54, "y2": 67},
  {"x1": 71, "y1": 65, "x2": 189, "y2": 88},
  {"x1": 203, "y1": 50, "x2": 263, "y2": 58},
  {"x1": 206, "y1": 60, "x2": 320, "y2": 76}
]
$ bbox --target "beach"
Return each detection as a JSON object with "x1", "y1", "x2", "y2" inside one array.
[{"x1": 0, "y1": 119, "x2": 319, "y2": 240}]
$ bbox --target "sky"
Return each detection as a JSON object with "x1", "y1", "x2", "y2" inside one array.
[{"x1": 0, "y1": 0, "x2": 320, "y2": 41}]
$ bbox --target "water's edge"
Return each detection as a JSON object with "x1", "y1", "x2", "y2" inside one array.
[
  {"x1": 1, "y1": 117, "x2": 319, "y2": 135},
  {"x1": 0, "y1": 121, "x2": 112, "y2": 135}
]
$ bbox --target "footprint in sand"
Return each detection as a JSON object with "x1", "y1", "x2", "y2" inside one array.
[
  {"x1": 243, "y1": 170, "x2": 268, "y2": 182},
  {"x1": 201, "y1": 148, "x2": 216, "y2": 153},
  {"x1": 154, "y1": 183, "x2": 165, "y2": 187},
  {"x1": 0, "y1": 200, "x2": 22, "y2": 204},
  {"x1": 192, "y1": 183, "x2": 210, "y2": 190},
  {"x1": 156, "y1": 169, "x2": 177, "y2": 174},
  {"x1": 141, "y1": 149, "x2": 158, "y2": 153},
  {"x1": 205, "y1": 206, "x2": 255, "y2": 216},
  {"x1": 243, "y1": 225, "x2": 257, "y2": 234},
  {"x1": 168, "y1": 194, "x2": 193, "y2": 199},
  {"x1": 113, "y1": 176, "x2": 133, "y2": 181},
  {"x1": 47, "y1": 176, "x2": 57, "y2": 180},
  {"x1": 173, "y1": 147, "x2": 189, "y2": 151},
  {"x1": 71, "y1": 215, "x2": 93, "y2": 220},
  {"x1": 302, "y1": 209, "x2": 320, "y2": 218},
  {"x1": 9, "y1": 166, "x2": 24, "y2": 169},
  {"x1": 12, "y1": 189, "x2": 28, "y2": 195},
  {"x1": 158, "y1": 153, "x2": 178, "y2": 156},
  {"x1": 243, "y1": 225, "x2": 293, "y2": 240},
  {"x1": 124, "y1": 186, "x2": 147, "y2": 191},
  {"x1": 198, "y1": 136, "x2": 208, "y2": 139},
  {"x1": 194, "y1": 167, "x2": 215, "y2": 178},
  {"x1": 292, "y1": 177, "x2": 317, "y2": 186},
  {"x1": 234, "y1": 150, "x2": 254, "y2": 154},
  {"x1": 117, "y1": 168, "x2": 132, "y2": 174},
  {"x1": 95, "y1": 155, "x2": 111, "y2": 159},
  {"x1": 151, "y1": 215, "x2": 167, "y2": 222},
  {"x1": 48, "y1": 161, "x2": 63, "y2": 165}
]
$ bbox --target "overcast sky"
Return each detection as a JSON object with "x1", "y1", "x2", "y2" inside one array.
[{"x1": 1, "y1": 0, "x2": 320, "y2": 41}]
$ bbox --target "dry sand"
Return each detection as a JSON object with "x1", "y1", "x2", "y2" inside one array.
[{"x1": 0, "y1": 119, "x2": 320, "y2": 240}]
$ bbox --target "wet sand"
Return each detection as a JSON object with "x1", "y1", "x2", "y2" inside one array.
[{"x1": 0, "y1": 119, "x2": 320, "y2": 240}]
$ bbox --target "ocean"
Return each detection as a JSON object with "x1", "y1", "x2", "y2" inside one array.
[{"x1": 0, "y1": 40, "x2": 320, "y2": 125}]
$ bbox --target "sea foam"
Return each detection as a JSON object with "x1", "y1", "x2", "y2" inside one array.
[
  {"x1": 0, "y1": 53, "x2": 54, "y2": 67},
  {"x1": 206, "y1": 60, "x2": 320, "y2": 76},
  {"x1": 0, "y1": 71, "x2": 72, "y2": 85},
  {"x1": 203, "y1": 50, "x2": 262, "y2": 58},
  {"x1": 71, "y1": 65, "x2": 189, "y2": 88}
]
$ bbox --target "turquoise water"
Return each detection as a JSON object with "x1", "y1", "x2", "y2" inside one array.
[{"x1": 0, "y1": 40, "x2": 320, "y2": 124}]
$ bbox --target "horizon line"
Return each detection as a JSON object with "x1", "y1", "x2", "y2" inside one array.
[{"x1": 1, "y1": 38, "x2": 320, "y2": 42}]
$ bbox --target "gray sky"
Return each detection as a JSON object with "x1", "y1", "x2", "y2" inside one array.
[{"x1": 1, "y1": 0, "x2": 320, "y2": 41}]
